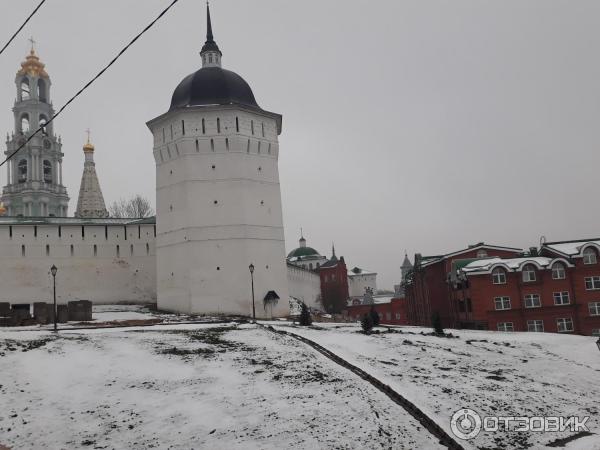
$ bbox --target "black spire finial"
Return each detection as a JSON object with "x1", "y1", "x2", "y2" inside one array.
[
  {"x1": 201, "y1": 1, "x2": 222, "y2": 56},
  {"x1": 206, "y1": 2, "x2": 214, "y2": 42}
]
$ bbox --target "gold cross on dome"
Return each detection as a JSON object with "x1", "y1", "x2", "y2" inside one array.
[
  {"x1": 85, "y1": 128, "x2": 91, "y2": 143},
  {"x1": 28, "y1": 37, "x2": 36, "y2": 52}
]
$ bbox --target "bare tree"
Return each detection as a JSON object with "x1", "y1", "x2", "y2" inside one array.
[{"x1": 109, "y1": 195, "x2": 154, "y2": 218}]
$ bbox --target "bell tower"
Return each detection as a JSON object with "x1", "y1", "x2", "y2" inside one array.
[{"x1": 1, "y1": 42, "x2": 69, "y2": 217}]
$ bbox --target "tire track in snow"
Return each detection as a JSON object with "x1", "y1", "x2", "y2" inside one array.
[{"x1": 261, "y1": 324, "x2": 465, "y2": 450}]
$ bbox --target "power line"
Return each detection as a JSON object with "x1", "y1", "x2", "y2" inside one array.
[
  {"x1": 0, "y1": 0, "x2": 47, "y2": 57},
  {"x1": 0, "y1": 0, "x2": 180, "y2": 168}
]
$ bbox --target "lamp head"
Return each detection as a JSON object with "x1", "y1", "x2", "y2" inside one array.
[
  {"x1": 50, "y1": 265, "x2": 57, "y2": 277},
  {"x1": 249, "y1": 263, "x2": 254, "y2": 274}
]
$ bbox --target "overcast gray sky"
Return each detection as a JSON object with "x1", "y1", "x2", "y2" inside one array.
[{"x1": 1, "y1": 0, "x2": 599, "y2": 289}]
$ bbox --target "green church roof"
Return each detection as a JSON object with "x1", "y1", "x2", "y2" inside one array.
[{"x1": 287, "y1": 246, "x2": 321, "y2": 258}]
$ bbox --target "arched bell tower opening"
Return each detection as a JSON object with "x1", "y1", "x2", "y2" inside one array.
[{"x1": 0, "y1": 43, "x2": 69, "y2": 217}]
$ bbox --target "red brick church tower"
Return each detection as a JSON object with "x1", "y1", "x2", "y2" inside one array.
[{"x1": 318, "y1": 245, "x2": 349, "y2": 313}]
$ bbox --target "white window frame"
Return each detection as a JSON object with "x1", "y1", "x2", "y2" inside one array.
[
  {"x1": 527, "y1": 320, "x2": 544, "y2": 332},
  {"x1": 522, "y1": 265, "x2": 536, "y2": 282},
  {"x1": 553, "y1": 291, "x2": 570, "y2": 306},
  {"x1": 494, "y1": 296, "x2": 511, "y2": 310},
  {"x1": 584, "y1": 276, "x2": 600, "y2": 290},
  {"x1": 524, "y1": 294, "x2": 541, "y2": 308},
  {"x1": 589, "y1": 302, "x2": 600, "y2": 316},
  {"x1": 395, "y1": 313, "x2": 401, "y2": 320},
  {"x1": 557, "y1": 318, "x2": 574, "y2": 333},
  {"x1": 551, "y1": 263, "x2": 566, "y2": 280},
  {"x1": 583, "y1": 248, "x2": 598, "y2": 265},
  {"x1": 492, "y1": 269, "x2": 506, "y2": 285},
  {"x1": 497, "y1": 322, "x2": 514, "y2": 332}
]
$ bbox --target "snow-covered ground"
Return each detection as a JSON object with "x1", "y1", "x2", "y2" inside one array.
[
  {"x1": 2, "y1": 308, "x2": 599, "y2": 449},
  {"x1": 0, "y1": 322, "x2": 443, "y2": 449},
  {"x1": 273, "y1": 323, "x2": 600, "y2": 450}
]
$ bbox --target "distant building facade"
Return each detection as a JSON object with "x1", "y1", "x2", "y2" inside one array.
[
  {"x1": 450, "y1": 239, "x2": 600, "y2": 336},
  {"x1": 403, "y1": 243, "x2": 522, "y2": 329}
]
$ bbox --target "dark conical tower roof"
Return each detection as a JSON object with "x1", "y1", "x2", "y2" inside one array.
[{"x1": 201, "y1": 2, "x2": 222, "y2": 55}]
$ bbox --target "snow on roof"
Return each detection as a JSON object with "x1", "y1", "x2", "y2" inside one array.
[
  {"x1": 543, "y1": 239, "x2": 600, "y2": 256},
  {"x1": 462, "y1": 257, "x2": 553, "y2": 273},
  {"x1": 348, "y1": 267, "x2": 376, "y2": 277},
  {"x1": 373, "y1": 296, "x2": 394, "y2": 304}
]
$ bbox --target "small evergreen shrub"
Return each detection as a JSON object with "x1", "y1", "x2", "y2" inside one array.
[
  {"x1": 361, "y1": 314, "x2": 374, "y2": 333},
  {"x1": 432, "y1": 312, "x2": 444, "y2": 335},
  {"x1": 369, "y1": 307, "x2": 380, "y2": 327},
  {"x1": 299, "y1": 302, "x2": 312, "y2": 326}
]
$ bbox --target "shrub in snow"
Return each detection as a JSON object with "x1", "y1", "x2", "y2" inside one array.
[
  {"x1": 431, "y1": 312, "x2": 444, "y2": 335},
  {"x1": 299, "y1": 302, "x2": 312, "y2": 326},
  {"x1": 369, "y1": 307, "x2": 380, "y2": 327},
  {"x1": 361, "y1": 314, "x2": 373, "y2": 334}
]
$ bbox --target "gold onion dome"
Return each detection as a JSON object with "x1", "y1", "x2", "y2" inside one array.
[
  {"x1": 17, "y1": 48, "x2": 48, "y2": 78},
  {"x1": 0, "y1": 202, "x2": 6, "y2": 216},
  {"x1": 83, "y1": 139, "x2": 95, "y2": 153}
]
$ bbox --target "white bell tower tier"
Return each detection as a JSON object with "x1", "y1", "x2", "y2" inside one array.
[{"x1": 146, "y1": 4, "x2": 289, "y2": 317}]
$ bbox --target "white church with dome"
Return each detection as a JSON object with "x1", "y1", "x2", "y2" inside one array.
[{"x1": 0, "y1": 5, "x2": 328, "y2": 318}]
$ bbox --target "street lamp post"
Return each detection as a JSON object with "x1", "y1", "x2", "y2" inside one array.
[
  {"x1": 249, "y1": 263, "x2": 256, "y2": 323},
  {"x1": 50, "y1": 265, "x2": 58, "y2": 332}
]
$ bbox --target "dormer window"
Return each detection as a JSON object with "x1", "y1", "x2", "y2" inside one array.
[
  {"x1": 552, "y1": 263, "x2": 566, "y2": 280},
  {"x1": 492, "y1": 268, "x2": 506, "y2": 284},
  {"x1": 522, "y1": 265, "x2": 536, "y2": 282},
  {"x1": 583, "y1": 247, "x2": 598, "y2": 265}
]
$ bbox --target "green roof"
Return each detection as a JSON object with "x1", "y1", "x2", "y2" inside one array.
[{"x1": 287, "y1": 246, "x2": 320, "y2": 258}]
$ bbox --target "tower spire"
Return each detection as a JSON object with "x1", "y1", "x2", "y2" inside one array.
[
  {"x1": 206, "y1": 2, "x2": 214, "y2": 42},
  {"x1": 200, "y1": 1, "x2": 222, "y2": 68}
]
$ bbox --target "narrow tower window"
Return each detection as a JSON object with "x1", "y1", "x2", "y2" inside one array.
[
  {"x1": 18, "y1": 160, "x2": 27, "y2": 183},
  {"x1": 195, "y1": 139, "x2": 199, "y2": 152},
  {"x1": 236, "y1": 117, "x2": 239, "y2": 132},
  {"x1": 20, "y1": 78, "x2": 30, "y2": 100},
  {"x1": 170, "y1": 124, "x2": 173, "y2": 140},
  {"x1": 182, "y1": 120, "x2": 186, "y2": 135},
  {"x1": 247, "y1": 139, "x2": 250, "y2": 153},
  {"x1": 146, "y1": 243, "x2": 150, "y2": 255},
  {"x1": 251, "y1": 120, "x2": 254, "y2": 135},
  {"x1": 217, "y1": 118, "x2": 221, "y2": 133},
  {"x1": 116, "y1": 245, "x2": 120, "y2": 258},
  {"x1": 21, "y1": 245, "x2": 26, "y2": 257},
  {"x1": 130, "y1": 244, "x2": 134, "y2": 256},
  {"x1": 37, "y1": 79, "x2": 47, "y2": 103},
  {"x1": 46, "y1": 245, "x2": 50, "y2": 256},
  {"x1": 21, "y1": 114, "x2": 30, "y2": 133},
  {"x1": 262, "y1": 122, "x2": 265, "y2": 137},
  {"x1": 43, "y1": 160, "x2": 52, "y2": 183},
  {"x1": 258, "y1": 142, "x2": 261, "y2": 154},
  {"x1": 202, "y1": 118, "x2": 206, "y2": 134},
  {"x1": 225, "y1": 138, "x2": 229, "y2": 150},
  {"x1": 70, "y1": 245, "x2": 74, "y2": 256},
  {"x1": 210, "y1": 139, "x2": 215, "y2": 151},
  {"x1": 93, "y1": 245, "x2": 97, "y2": 256}
]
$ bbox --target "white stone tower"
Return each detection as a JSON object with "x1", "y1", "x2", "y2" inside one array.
[
  {"x1": 1, "y1": 45, "x2": 69, "y2": 217},
  {"x1": 147, "y1": 4, "x2": 289, "y2": 317},
  {"x1": 75, "y1": 133, "x2": 109, "y2": 218}
]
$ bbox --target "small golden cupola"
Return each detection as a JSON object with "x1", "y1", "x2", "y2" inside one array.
[
  {"x1": 0, "y1": 202, "x2": 6, "y2": 216},
  {"x1": 17, "y1": 45, "x2": 49, "y2": 79}
]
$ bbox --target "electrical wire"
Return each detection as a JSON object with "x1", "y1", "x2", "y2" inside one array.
[
  {"x1": 0, "y1": 0, "x2": 47, "y2": 57},
  {"x1": 0, "y1": 0, "x2": 180, "y2": 168}
]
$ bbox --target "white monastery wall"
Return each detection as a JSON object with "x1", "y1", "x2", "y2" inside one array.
[
  {"x1": 286, "y1": 264, "x2": 321, "y2": 310},
  {"x1": 0, "y1": 223, "x2": 156, "y2": 305},
  {"x1": 348, "y1": 273, "x2": 377, "y2": 298}
]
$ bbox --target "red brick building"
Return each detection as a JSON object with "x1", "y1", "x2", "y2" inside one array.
[
  {"x1": 450, "y1": 239, "x2": 600, "y2": 336},
  {"x1": 345, "y1": 297, "x2": 409, "y2": 325},
  {"x1": 318, "y1": 248, "x2": 349, "y2": 314},
  {"x1": 403, "y1": 243, "x2": 522, "y2": 329}
]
